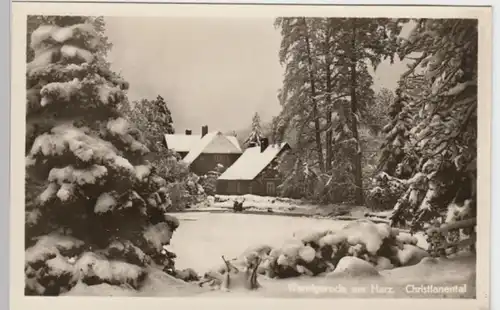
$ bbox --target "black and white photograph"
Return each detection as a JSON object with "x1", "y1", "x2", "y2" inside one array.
[{"x1": 11, "y1": 2, "x2": 491, "y2": 307}]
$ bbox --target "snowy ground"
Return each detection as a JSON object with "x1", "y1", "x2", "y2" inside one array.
[
  {"x1": 65, "y1": 212, "x2": 474, "y2": 298},
  {"x1": 169, "y1": 212, "x2": 354, "y2": 273},
  {"x1": 192, "y1": 253, "x2": 475, "y2": 298},
  {"x1": 190, "y1": 194, "x2": 390, "y2": 223}
]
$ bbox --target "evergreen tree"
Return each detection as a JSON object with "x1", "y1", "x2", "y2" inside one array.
[
  {"x1": 25, "y1": 18, "x2": 178, "y2": 295},
  {"x1": 365, "y1": 87, "x2": 394, "y2": 135},
  {"x1": 377, "y1": 82, "x2": 419, "y2": 178},
  {"x1": 126, "y1": 95, "x2": 204, "y2": 210},
  {"x1": 244, "y1": 112, "x2": 264, "y2": 147},
  {"x1": 377, "y1": 19, "x2": 477, "y2": 249},
  {"x1": 327, "y1": 18, "x2": 404, "y2": 205},
  {"x1": 129, "y1": 95, "x2": 174, "y2": 153},
  {"x1": 273, "y1": 17, "x2": 403, "y2": 204},
  {"x1": 274, "y1": 17, "x2": 325, "y2": 171}
]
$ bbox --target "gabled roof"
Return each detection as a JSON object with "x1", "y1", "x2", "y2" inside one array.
[
  {"x1": 164, "y1": 134, "x2": 204, "y2": 153},
  {"x1": 218, "y1": 142, "x2": 289, "y2": 181},
  {"x1": 182, "y1": 131, "x2": 243, "y2": 165},
  {"x1": 164, "y1": 133, "x2": 241, "y2": 154}
]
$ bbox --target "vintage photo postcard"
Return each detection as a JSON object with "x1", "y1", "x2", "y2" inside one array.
[{"x1": 10, "y1": 2, "x2": 492, "y2": 310}]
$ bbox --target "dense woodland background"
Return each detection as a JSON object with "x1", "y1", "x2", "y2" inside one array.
[{"x1": 24, "y1": 16, "x2": 477, "y2": 295}]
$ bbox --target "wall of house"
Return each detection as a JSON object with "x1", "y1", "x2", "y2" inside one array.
[
  {"x1": 190, "y1": 153, "x2": 241, "y2": 176},
  {"x1": 216, "y1": 180, "x2": 253, "y2": 196},
  {"x1": 216, "y1": 178, "x2": 282, "y2": 197}
]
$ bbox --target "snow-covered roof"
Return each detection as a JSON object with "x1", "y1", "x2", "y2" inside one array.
[
  {"x1": 226, "y1": 136, "x2": 241, "y2": 151},
  {"x1": 218, "y1": 142, "x2": 289, "y2": 181},
  {"x1": 164, "y1": 133, "x2": 241, "y2": 154},
  {"x1": 164, "y1": 134, "x2": 204, "y2": 153},
  {"x1": 182, "y1": 131, "x2": 243, "y2": 165}
]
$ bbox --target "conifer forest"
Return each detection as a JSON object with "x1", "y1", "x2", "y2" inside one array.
[{"x1": 23, "y1": 15, "x2": 479, "y2": 298}]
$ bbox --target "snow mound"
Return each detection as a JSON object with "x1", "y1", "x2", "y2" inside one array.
[
  {"x1": 318, "y1": 233, "x2": 347, "y2": 247},
  {"x1": 296, "y1": 229, "x2": 333, "y2": 245},
  {"x1": 75, "y1": 252, "x2": 146, "y2": 289},
  {"x1": 396, "y1": 232, "x2": 419, "y2": 245},
  {"x1": 298, "y1": 245, "x2": 316, "y2": 263},
  {"x1": 396, "y1": 244, "x2": 429, "y2": 266},
  {"x1": 328, "y1": 256, "x2": 380, "y2": 278},
  {"x1": 375, "y1": 256, "x2": 394, "y2": 270},
  {"x1": 341, "y1": 220, "x2": 390, "y2": 254}
]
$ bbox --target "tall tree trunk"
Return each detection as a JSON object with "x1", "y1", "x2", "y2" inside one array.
[
  {"x1": 302, "y1": 18, "x2": 324, "y2": 172},
  {"x1": 349, "y1": 19, "x2": 364, "y2": 205},
  {"x1": 325, "y1": 58, "x2": 333, "y2": 171}
]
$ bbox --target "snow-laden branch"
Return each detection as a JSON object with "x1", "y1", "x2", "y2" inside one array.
[{"x1": 426, "y1": 217, "x2": 476, "y2": 235}]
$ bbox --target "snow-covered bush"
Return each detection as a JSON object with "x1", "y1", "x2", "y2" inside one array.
[
  {"x1": 366, "y1": 172, "x2": 408, "y2": 211},
  {"x1": 210, "y1": 219, "x2": 429, "y2": 282},
  {"x1": 25, "y1": 18, "x2": 181, "y2": 295},
  {"x1": 124, "y1": 95, "x2": 207, "y2": 211},
  {"x1": 200, "y1": 164, "x2": 225, "y2": 196}
]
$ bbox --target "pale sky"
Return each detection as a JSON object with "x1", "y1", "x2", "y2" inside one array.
[{"x1": 104, "y1": 17, "x2": 412, "y2": 134}]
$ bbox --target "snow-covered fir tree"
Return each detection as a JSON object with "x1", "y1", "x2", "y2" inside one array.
[
  {"x1": 24, "y1": 18, "x2": 181, "y2": 295},
  {"x1": 273, "y1": 17, "x2": 403, "y2": 204},
  {"x1": 376, "y1": 75, "x2": 427, "y2": 179},
  {"x1": 153, "y1": 95, "x2": 175, "y2": 134},
  {"x1": 324, "y1": 18, "x2": 404, "y2": 205},
  {"x1": 129, "y1": 95, "x2": 174, "y2": 152},
  {"x1": 244, "y1": 112, "x2": 264, "y2": 147},
  {"x1": 371, "y1": 19, "x2": 478, "y2": 255},
  {"x1": 364, "y1": 87, "x2": 394, "y2": 135},
  {"x1": 126, "y1": 94, "x2": 205, "y2": 209}
]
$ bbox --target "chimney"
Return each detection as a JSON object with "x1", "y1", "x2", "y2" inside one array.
[
  {"x1": 260, "y1": 137, "x2": 269, "y2": 153},
  {"x1": 185, "y1": 129, "x2": 192, "y2": 135},
  {"x1": 202, "y1": 125, "x2": 208, "y2": 138}
]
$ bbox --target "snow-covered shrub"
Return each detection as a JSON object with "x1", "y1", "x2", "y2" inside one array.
[
  {"x1": 366, "y1": 172, "x2": 408, "y2": 211},
  {"x1": 122, "y1": 95, "x2": 206, "y2": 211},
  {"x1": 217, "y1": 219, "x2": 429, "y2": 281},
  {"x1": 25, "y1": 18, "x2": 180, "y2": 295},
  {"x1": 200, "y1": 164, "x2": 225, "y2": 196},
  {"x1": 25, "y1": 234, "x2": 85, "y2": 295}
]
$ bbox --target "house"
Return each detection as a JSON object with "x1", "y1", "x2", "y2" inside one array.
[
  {"x1": 216, "y1": 138, "x2": 291, "y2": 196},
  {"x1": 164, "y1": 125, "x2": 243, "y2": 176}
]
